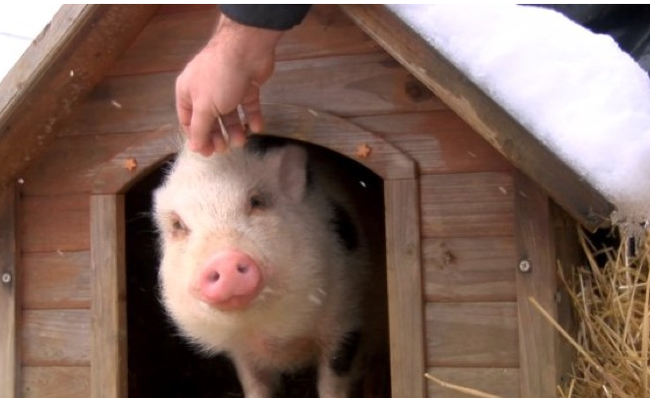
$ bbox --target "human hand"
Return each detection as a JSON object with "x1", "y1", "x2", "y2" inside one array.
[{"x1": 175, "y1": 14, "x2": 284, "y2": 156}]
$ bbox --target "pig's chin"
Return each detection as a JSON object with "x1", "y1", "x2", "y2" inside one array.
[{"x1": 198, "y1": 294, "x2": 257, "y2": 312}]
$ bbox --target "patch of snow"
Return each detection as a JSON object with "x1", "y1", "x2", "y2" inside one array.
[{"x1": 390, "y1": 4, "x2": 650, "y2": 226}]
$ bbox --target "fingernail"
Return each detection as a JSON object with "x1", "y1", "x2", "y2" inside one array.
[{"x1": 231, "y1": 135, "x2": 247, "y2": 148}]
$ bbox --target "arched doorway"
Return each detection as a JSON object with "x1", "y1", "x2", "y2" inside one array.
[{"x1": 90, "y1": 104, "x2": 424, "y2": 398}]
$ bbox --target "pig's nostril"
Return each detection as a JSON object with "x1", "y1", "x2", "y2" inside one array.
[
  {"x1": 207, "y1": 271, "x2": 220, "y2": 283},
  {"x1": 236, "y1": 263, "x2": 249, "y2": 274}
]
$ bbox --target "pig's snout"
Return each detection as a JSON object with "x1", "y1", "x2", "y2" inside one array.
[{"x1": 196, "y1": 251, "x2": 262, "y2": 311}]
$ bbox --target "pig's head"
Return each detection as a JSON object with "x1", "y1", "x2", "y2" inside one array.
[{"x1": 153, "y1": 136, "x2": 336, "y2": 351}]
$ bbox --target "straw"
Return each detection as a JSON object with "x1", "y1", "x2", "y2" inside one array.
[{"x1": 550, "y1": 228, "x2": 650, "y2": 398}]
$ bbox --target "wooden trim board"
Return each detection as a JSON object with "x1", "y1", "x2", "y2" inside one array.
[
  {"x1": 0, "y1": 185, "x2": 20, "y2": 398},
  {"x1": 514, "y1": 171, "x2": 561, "y2": 398},
  {"x1": 385, "y1": 179, "x2": 426, "y2": 398},
  {"x1": 90, "y1": 195, "x2": 127, "y2": 398}
]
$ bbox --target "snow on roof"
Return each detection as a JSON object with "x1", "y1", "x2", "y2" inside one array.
[{"x1": 390, "y1": 4, "x2": 650, "y2": 227}]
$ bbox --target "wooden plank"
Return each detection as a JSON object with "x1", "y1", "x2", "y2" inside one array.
[
  {"x1": 385, "y1": 179, "x2": 426, "y2": 398},
  {"x1": 426, "y1": 367, "x2": 520, "y2": 398},
  {"x1": 341, "y1": 5, "x2": 614, "y2": 230},
  {"x1": 420, "y1": 172, "x2": 515, "y2": 238},
  {"x1": 111, "y1": 5, "x2": 380, "y2": 76},
  {"x1": 268, "y1": 53, "x2": 445, "y2": 116},
  {"x1": 423, "y1": 237, "x2": 517, "y2": 302},
  {"x1": 22, "y1": 309, "x2": 91, "y2": 366},
  {"x1": 23, "y1": 366, "x2": 90, "y2": 398},
  {"x1": 109, "y1": 8, "x2": 216, "y2": 76},
  {"x1": 0, "y1": 5, "x2": 157, "y2": 196},
  {"x1": 0, "y1": 185, "x2": 20, "y2": 398},
  {"x1": 426, "y1": 302, "x2": 519, "y2": 367},
  {"x1": 26, "y1": 105, "x2": 416, "y2": 197},
  {"x1": 90, "y1": 195, "x2": 127, "y2": 398},
  {"x1": 23, "y1": 251, "x2": 91, "y2": 310},
  {"x1": 514, "y1": 171, "x2": 560, "y2": 398},
  {"x1": 21, "y1": 128, "x2": 178, "y2": 197},
  {"x1": 62, "y1": 53, "x2": 445, "y2": 137},
  {"x1": 551, "y1": 204, "x2": 579, "y2": 391},
  {"x1": 350, "y1": 111, "x2": 512, "y2": 175},
  {"x1": 278, "y1": 5, "x2": 382, "y2": 59},
  {"x1": 21, "y1": 195, "x2": 89, "y2": 253},
  {"x1": 262, "y1": 104, "x2": 416, "y2": 179}
]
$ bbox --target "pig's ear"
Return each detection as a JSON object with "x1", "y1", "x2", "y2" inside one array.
[{"x1": 272, "y1": 145, "x2": 309, "y2": 203}]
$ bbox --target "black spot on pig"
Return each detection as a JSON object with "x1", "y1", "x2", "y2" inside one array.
[
  {"x1": 245, "y1": 135, "x2": 289, "y2": 156},
  {"x1": 329, "y1": 331, "x2": 361, "y2": 376},
  {"x1": 329, "y1": 201, "x2": 358, "y2": 252}
]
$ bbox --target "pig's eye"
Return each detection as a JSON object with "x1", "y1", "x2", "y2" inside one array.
[
  {"x1": 169, "y1": 213, "x2": 189, "y2": 238},
  {"x1": 249, "y1": 193, "x2": 268, "y2": 212}
]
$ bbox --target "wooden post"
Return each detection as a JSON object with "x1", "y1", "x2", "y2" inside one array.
[
  {"x1": 514, "y1": 171, "x2": 559, "y2": 398},
  {"x1": 0, "y1": 185, "x2": 20, "y2": 398},
  {"x1": 385, "y1": 179, "x2": 426, "y2": 398},
  {"x1": 90, "y1": 195, "x2": 127, "y2": 398}
]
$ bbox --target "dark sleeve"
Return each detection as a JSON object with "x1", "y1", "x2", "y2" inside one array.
[{"x1": 220, "y1": 5, "x2": 312, "y2": 31}]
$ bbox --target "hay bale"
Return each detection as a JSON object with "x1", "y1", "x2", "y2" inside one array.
[{"x1": 555, "y1": 228, "x2": 650, "y2": 398}]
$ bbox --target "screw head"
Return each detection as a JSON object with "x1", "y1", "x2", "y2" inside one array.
[
  {"x1": 1, "y1": 272, "x2": 11, "y2": 284},
  {"x1": 518, "y1": 260, "x2": 532, "y2": 273}
]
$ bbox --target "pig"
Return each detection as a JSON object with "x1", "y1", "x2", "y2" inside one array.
[{"x1": 153, "y1": 135, "x2": 385, "y2": 398}]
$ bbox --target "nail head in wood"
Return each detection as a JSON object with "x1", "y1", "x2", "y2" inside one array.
[{"x1": 518, "y1": 260, "x2": 532, "y2": 273}]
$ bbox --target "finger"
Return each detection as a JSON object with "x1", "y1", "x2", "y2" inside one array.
[
  {"x1": 175, "y1": 87, "x2": 193, "y2": 137},
  {"x1": 190, "y1": 108, "x2": 222, "y2": 156},
  {"x1": 220, "y1": 110, "x2": 247, "y2": 148},
  {"x1": 241, "y1": 86, "x2": 264, "y2": 133}
]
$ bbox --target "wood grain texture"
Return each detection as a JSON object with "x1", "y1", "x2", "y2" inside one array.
[
  {"x1": 90, "y1": 195, "x2": 127, "y2": 398},
  {"x1": 385, "y1": 179, "x2": 426, "y2": 398},
  {"x1": 111, "y1": 5, "x2": 380, "y2": 76},
  {"x1": 23, "y1": 366, "x2": 90, "y2": 398},
  {"x1": 21, "y1": 195, "x2": 89, "y2": 253},
  {"x1": 62, "y1": 53, "x2": 444, "y2": 137},
  {"x1": 0, "y1": 5, "x2": 157, "y2": 196},
  {"x1": 23, "y1": 251, "x2": 91, "y2": 309},
  {"x1": 423, "y1": 237, "x2": 517, "y2": 302},
  {"x1": 341, "y1": 5, "x2": 614, "y2": 230},
  {"x1": 22, "y1": 309, "x2": 91, "y2": 366},
  {"x1": 426, "y1": 302, "x2": 519, "y2": 367},
  {"x1": 268, "y1": 53, "x2": 444, "y2": 117},
  {"x1": 26, "y1": 105, "x2": 417, "y2": 197},
  {"x1": 0, "y1": 185, "x2": 20, "y2": 398},
  {"x1": 420, "y1": 172, "x2": 515, "y2": 238},
  {"x1": 551, "y1": 204, "x2": 579, "y2": 390},
  {"x1": 22, "y1": 128, "x2": 178, "y2": 196},
  {"x1": 350, "y1": 111, "x2": 512, "y2": 175},
  {"x1": 261, "y1": 104, "x2": 416, "y2": 179},
  {"x1": 426, "y1": 367, "x2": 520, "y2": 398},
  {"x1": 514, "y1": 171, "x2": 560, "y2": 398}
]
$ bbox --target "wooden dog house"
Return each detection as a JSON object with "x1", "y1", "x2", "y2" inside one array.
[{"x1": 0, "y1": 5, "x2": 617, "y2": 398}]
